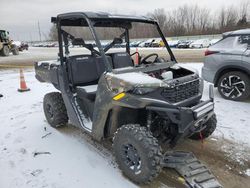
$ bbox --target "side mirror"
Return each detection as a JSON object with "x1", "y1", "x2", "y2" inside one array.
[
  {"x1": 72, "y1": 38, "x2": 85, "y2": 46},
  {"x1": 113, "y1": 37, "x2": 123, "y2": 44}
]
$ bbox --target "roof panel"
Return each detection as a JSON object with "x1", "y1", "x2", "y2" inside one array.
[
  {"x1": 223, "y1": 28, "x2": 250, "y2": 37},
  {"x1": 53, "y1": 11, "x2": 156, "y2": 25}
]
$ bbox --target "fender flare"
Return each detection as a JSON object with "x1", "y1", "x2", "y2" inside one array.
[{"x1": 214, "y1": 65, "x2": 250, "y2": 86}]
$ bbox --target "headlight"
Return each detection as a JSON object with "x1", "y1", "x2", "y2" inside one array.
[{"x1": 132, "y1": 87, "x2": 156, "y2": 95}]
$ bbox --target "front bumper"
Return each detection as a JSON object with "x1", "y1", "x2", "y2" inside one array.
[
  {"x1": 192, "y1": 99, "x2": 214, "y2": 119},
  {"x1": 147, "y1": 85, "x2": 215, "y2": 145}
]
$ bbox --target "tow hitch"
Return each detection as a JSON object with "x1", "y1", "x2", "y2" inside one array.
[{"x1": 161, "y1": 151, "x2": 222, "y2": 188}]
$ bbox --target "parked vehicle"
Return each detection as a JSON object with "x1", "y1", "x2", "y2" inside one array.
[
  {"x1": 12, "y1": 41, "x2": 21, "y2": 48},
  {"x1": 32, "y1": 43, "x2": 40, "y2": 47},
  {"x1": 209, "y1": 38, "x2": 221, "y2": 46},
  {"x1": 35, "y1": 12, "x2": 218, "y2": 186},
  {"x1": 119, "y1": 42, "x2": 127, "y2": 48},
  {"x1": 130, "y1": 40, "x2": 144, "y2": 47},
  {"x1": 100, "y1": 41, "x2": 109, "y2": 48},
  {"x1": 36, "y1": 43, "x2": 45, "y2": 47},
  {"x1": 138, "y1": 38, "x2": 155, "y2": 47},
  {"x1": 14, "y1": 41, "x2": 29, "y2": 51},
  {"x1": 46, "y1": 42, "x2": 57, "y2": 47},
  {"x1": 202, "y1": 28, "x2": 250, "y2": 101},
  {"x1": 177, "y1": 40, "x2": 193, "y2": 48},
  {"x1": 151, "y1": 38, "x2": 165, "y2": 47},
  {"x1": 167, "y1": 40, "x2": 180, "y2": 48},
  {"x1": 190, "y1": 39, "x2": 210, "y2": 48},
  {"x1": 0, "y1": 30, "x2": 19, "y2": 56},
  {"x1": 20, "y1": 42, "x2": 29, "y2": 51}
]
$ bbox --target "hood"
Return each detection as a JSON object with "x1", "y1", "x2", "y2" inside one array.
[{"x1": 105, "y1": 72, "x2": 168, "y2": 93}]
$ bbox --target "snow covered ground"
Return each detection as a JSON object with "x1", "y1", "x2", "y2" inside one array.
[
  {"x1": 0, "y1": 69, "x2": 136, "y2": 188},
  {"x1": 0, "y1": 63, "x2": 249, "y2": 187}
]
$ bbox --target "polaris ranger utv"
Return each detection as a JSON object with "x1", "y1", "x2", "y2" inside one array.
[{"x1": 35, "y1": 12, "x2": 221, "y2": 187}]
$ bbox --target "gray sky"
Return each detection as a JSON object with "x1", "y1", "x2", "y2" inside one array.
[{"x1": 0, "y1": 0, "x2": 241, "y2": 41}]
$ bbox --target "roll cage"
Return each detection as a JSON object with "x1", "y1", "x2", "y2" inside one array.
[{"x1": 51, "y1": 12, "x2": 176, "y2": 72}]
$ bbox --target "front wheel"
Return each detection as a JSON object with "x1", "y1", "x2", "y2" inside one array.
[
  {"x1": 43, "y1": 92, "x2": 68, "y2": 128},
  {"x1": 217, "y1": 71, "x2": 250, "y2": 101},
  {"x1": 189, "y1": 114, "x2": 217, "y2": 140},
  {"x1": 113, "y1": 124, "x2": 162, "y2": 184},
  {"x1": 1, "y1": 45, "x2": 10, "y2": 56},
  {"x1": 12, "y1": 47, "x2": 19, "y2": 55}
]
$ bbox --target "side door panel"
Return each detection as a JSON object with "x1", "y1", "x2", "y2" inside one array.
[
  {"x1": 220, "y1": 36, "x2": 246, "y2": 68},
  {"x1": 241, "y1": 35, "x2": 250, "y2": 71}
]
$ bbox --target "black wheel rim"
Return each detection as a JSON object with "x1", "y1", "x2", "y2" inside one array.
[
  {"x1": 46, "y1": 104, "x2": 54, "y2": 119},
  {"x1": 220, "y1": 75, "x2": 245, "y2": 99},
  {"x1": 122, "y1": 143, "x2": 142, "y2": 174}
]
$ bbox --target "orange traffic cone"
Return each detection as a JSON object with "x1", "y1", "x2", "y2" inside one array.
[
  {"x1": 135, "y1": 48, "x2": 139, "y2": 65},
  {"x1": 18, "y1": 69, "x2": 30, "y2": 92}
]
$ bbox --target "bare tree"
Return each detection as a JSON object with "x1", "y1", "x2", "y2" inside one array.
[
  {"x1": 49, "y1": 24, "x2": 58, "y2": 41},
  {"x1": 217, "y1": 6, "x2": 238, "y2": 32},
  {"x1": 48, "y1": 1, "x2": 250, "y2": 40},
  {"x1": 239, "y1": 0, "x2": 249, "y2": 19},
  {"x1": 169, "y1": 7, "x2": 186, "y2": 36},
  {"x1": 147, "y1": 8, "x2": 167, "y2": 30},
  {"x1": 237, "y1": 1, "x2": 250, "y2": 27},
  {"x1": 225, "y1": 6, "x2": 238, "y2": 28},
  {"x1": 196, "y1": 7, "x2": 210, "y2": 33}
]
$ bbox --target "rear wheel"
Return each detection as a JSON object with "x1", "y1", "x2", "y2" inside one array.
[
  {"x1": 218, "y1": 71, "x2": 250, "y2": 101},
  {"x1": 1, "y1": 45, "x2": 10, "y2": 56},
  {"x1": 12, "y1": 47, "x2": 19, "y2": 55},
  {"x1": 43, "y1": 92, "x2": 68, "y2": 128},
  {"x1": 189, "y1": 114, "x2": 217, "y2": 140},
  {"x1": 113, "y1": 124, "x2": 162, "y2": 184}
]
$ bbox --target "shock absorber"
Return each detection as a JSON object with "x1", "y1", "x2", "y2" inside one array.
[{"x1": 146, "y1": 111, "x2": 152, "y2": 129}]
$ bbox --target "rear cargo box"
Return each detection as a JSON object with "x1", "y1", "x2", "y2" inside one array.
[{"x1": 35, "y1": 60, "x2": 60, "y2": 86}]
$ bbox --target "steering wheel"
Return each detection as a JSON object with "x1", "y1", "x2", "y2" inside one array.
[
  {"x1": 141, "y1": 53, "x2": 158, "y2": 64},
  {"x1": 130, "y1": 51, "x2": 140, "y2": 57}
]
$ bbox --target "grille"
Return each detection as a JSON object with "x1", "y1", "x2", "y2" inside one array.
[{"x1": 161, "y1": 79, "x2": 200, "y2": 103}]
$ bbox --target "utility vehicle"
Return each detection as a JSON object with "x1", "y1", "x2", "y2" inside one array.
[
  {"x1": 0, "y1": 30, "x2": 19, "y2": 56},
  {"x1": 35, "y1": 12, "x2": 220, "y2": 187}
]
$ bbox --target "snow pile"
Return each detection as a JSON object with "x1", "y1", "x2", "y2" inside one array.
[
  {"x1": 245, "y1": 169, "x2": 250, "y2": 176},
  {"x1": 77, "y1": 85, "x2": 98, "y2": 92},
  {"x1": 108, "y1": 72, "x2": 166, "y2": 87}
]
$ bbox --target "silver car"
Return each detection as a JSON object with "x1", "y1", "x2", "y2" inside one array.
[{"x1": 202, "y1": 29, "x2": 250, "y2": 101}]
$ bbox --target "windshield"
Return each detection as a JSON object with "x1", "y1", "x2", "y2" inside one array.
[
  {"x1": 211, "y1": 35, "x2": 249, "y2": 51},
  {"x1": 60, "y1": 21, "x2": 173, "y2": 63}
]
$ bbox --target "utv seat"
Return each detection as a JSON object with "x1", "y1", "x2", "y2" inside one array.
[
  {"x1": 67, "y1": 54, "x2": 112, "y2": 120},
  {"x1": 76, "y1": 85, "x2": 98, "y2": 102},
  {"x1": 67, "y1": 54, "x2": 110, "y2": 120},
  {"x1": 67, "y1": 55, "x2": 113, "y2": 87},
  {"x1": 110, "y1": 52, "x2": 134, "y2": 69}
]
